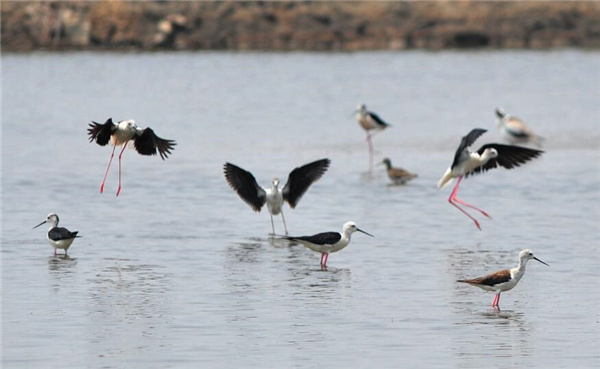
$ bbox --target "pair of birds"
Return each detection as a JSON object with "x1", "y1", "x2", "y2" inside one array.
[{"x1": 223, "y1": 158, "x2": 374, "y2": 268}]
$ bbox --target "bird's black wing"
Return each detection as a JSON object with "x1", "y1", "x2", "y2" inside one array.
[
  {"x1": 48, "y1": 227, "x2": 79, "y2": 241},
  {"x1": 223, "y1": 163, "x2": 267, "y2": 212},
  {"x1": 134, "y1": 127, "x2": 176, "y2": 160},
  {"x1": 88, "y1": 118, "x2": 116, "y2": 146},
  {"x1": 466, "y1": 143, "x2": 543, "y2": 177},
  {"x1": 450, "y1": 128, "x2": 487, "y2": 169},
  {"x1": 286, "y1": 232, "x2": 341, "y2": 246},
  {"x1": 282, "y1": 158, "x2": 331, "y2": 208},
  {"x1": 368, "y1": 111, "x2": 391, "y2": 127}
]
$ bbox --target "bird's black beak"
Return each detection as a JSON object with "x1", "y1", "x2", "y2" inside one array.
[
  {"x1": 357, "y1": 228, "x2": 374, "y2": 237},
  {"x1": 33, "y1": 221, "x2": 46, "y2": 229},
  {"x1": 534, "y1": 257, "x2": 549, "y2": 266}
]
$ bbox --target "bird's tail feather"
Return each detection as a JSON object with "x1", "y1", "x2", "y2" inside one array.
[{"x1": 437, "y1": 168, "x2": 454, "y2": 189}]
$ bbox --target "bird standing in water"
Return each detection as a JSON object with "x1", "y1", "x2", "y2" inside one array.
[
  {"x1": 33, "y1": 213, "x2": 80, "y2": 256},
  {"x1": 379, "y1": 157, "x2": 417, "y2": 185},
  {"x1": 355, "y1": 104, "x2": 392, "y2": 171}
]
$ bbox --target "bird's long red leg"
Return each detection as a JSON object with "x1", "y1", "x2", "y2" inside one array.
[
  {"x1": 323, "y1": 253, "x2": 329, "y2": 267},
  {"x1": 452, "y1": 197, "x2": 492, "y2": 219},
  {"x1": 491, "y1": 293, "x2": 498, "y2": 307},
  {"x1": 495, "y1": 293, "x2": 501, "y2": 310},
  {"x1": 320, "y1": 253, "x2": 325, "y2": 265},
  {"x1": 280, "y1": 210, "x2": 289, "y2": 236},
  {"x1": 100, "y1": 142, "x2": 118, "y2": 194},
  {"x1": 448, "y1": 176, "x2": 482, "y2": 230},
  {"x1": 116, "y1": 142, "x2": 128, "y2": 197},
  {"x1": 366, "y1": 132, "x2": 374, "y2": 172}
]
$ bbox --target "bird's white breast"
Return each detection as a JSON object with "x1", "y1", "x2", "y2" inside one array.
[{"x1": 265, "y1": 188, "x2": 283, "y2": 214}]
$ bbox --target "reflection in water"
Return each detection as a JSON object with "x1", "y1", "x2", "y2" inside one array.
[{"x1": 47, "y1": 255, "x2": 78, "y2": 272}]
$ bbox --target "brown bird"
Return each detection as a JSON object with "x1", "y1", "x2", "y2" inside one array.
[
  {"x1": 495, "y1": 108, "x2": 544, "y2": 147},
  {"x1": 457, "y1": 249, "x2": 549, "y2": 310},
  {"x1": 379, "y1": 158, "x2": 417, "y2": 185}
]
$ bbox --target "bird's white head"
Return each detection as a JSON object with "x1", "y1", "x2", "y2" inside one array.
[
  {"x1": 119, "y1": 119, "x2": 137, "y2": 131},
  {"x1": 482, "y1": 147, "x2": 499, "y2": 161},
  {"x1": 342, "y1": 221, "x2": 374, "y2": 238},
  {"x1": 272, "y1": 178, "x2": 280, "y2": 188},
  {"x1": 33, "y1": 213, "x2": 59, "y2": 229},
  {"x1": 519, "y1": 249, "x2": 549, "y2": 266}
]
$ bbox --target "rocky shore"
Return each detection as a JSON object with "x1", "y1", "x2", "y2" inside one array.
[{"x1": 2, "y1": 1, "x2": 599, "y2": 52}]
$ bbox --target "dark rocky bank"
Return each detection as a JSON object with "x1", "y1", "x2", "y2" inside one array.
[{"x1": 2, "y1": 1, "x2": 599, "y2": 52}]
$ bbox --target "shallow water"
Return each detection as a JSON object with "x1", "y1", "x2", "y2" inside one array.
[{"x1": 2, "y1": 50, "x2": 600, "y2": 368}]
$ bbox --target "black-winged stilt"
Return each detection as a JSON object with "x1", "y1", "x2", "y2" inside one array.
[
  {"x1": 355, "y1": 104, "x2": 392, "y2": 171},
  {"x1": 33, "y1": 213, "x2": 80, "y2": 256},
  {"x1": 88, "y1": 118, "x2": 176, "y2": 196},
  {"x1": 438, "y1": 128, "x2": 543, "y2": 230},
  {"x1": 223, "y1": 159, "x2": 331, "y2": 235},
  {"x1": 283, "y1": 221, "x2": 373, "y2": 268},
  {"x1": 457, "y1": 249, "x2": 549, "y2": 310},
  {"x1": 496, "y1": 108, "x2": 544, "y2": 147},
  {"x1": 379, "y1": 157, "x2": 417, "y2": 185}
]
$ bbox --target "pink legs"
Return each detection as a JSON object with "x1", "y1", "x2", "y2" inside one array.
[
  {"x1": 320, "y1": 253, "x2": 329, "y2": 268},
  {"x1": 100, "y1": 142, "x2": 118, "y2": 194},
  {"x1": 491, "y1": 293, "x2": 501, "y2": 309},
  {"x1": 448, "y1": 176, "x2": 492, "y2": 230},
  {"x1": 100, "y1": 141, "x2": 128, "y2": 196},
  {"x1": 366, "y1": 132, "x2": 374, "y2": 172},
  {"x1": 116, "y1": 143, "x2": 128, "y2": 197}
]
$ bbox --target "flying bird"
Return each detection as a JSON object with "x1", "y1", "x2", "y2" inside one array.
[
  {"x1": 458, "y1": 249, "x2": 549, "y2": 310},
  {"x1": 438, "y1": 128, "x2": 543, "y2": 230},
  {"x1": 283, "y1": 221, "x2": 373, "y2": 268},
  {"x1": 495, "y1": 108, "x2": 544, "y2": 147},
  {"x1": 379, "y1": 157, "x2": 417, "y2": 185},
  {"x1": 33, "y1": 213, "x2": 80, "y2": 256},
  {"x1": 224, "y1": 158, "x2": 331, "y2": 235},
  {"x1": 355, "y1": 104, "x2": 392, "y2": 171},
  {"x1": 88, "y1": 118, "x2": 176, "y2": 196}
]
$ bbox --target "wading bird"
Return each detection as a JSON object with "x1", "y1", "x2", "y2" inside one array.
[
  {"x1": 224, "y1": 159, "x2": 330, "y2": 235},
  {"x1": 355, "y1": 104, "x2": 392, "y2": 171},
  {"x1": 457, "y1": 249, "x2": 549, "y2": 310},
  {"x1": 33, "y1": 213, "x2": 80, "y2": 256},
  {"x1": 88, "y1": 118, "x2": 176, "y2": 196},
  {"x1": 283, "y1": 221, "x2": 373, "y2": 268},
  {"x1": 495, "y1": 108, "x2": 543, "y2": 147},
  {"x1": 437, "y1": 128, "x2": 543, "y2": 230},
  {"x1": 379, "y1": 157, "x2": 417, "y2": 185}
]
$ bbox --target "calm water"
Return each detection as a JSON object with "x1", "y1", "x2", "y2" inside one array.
[{"x1": 2, "y1": 51, "x2": 599, "y2": 368}]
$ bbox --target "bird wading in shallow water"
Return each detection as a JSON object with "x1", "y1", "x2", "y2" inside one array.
[
  {"x1": 224, "y1": 159, "x2": 331, "y2": 235},
  {"x1": 355, "y1": 104, "x2": 392, "y2": 171},
  {"x1": 33, "y1": 213, "x2": 80, "y2": 256},
  {"x1": 437, "y1": 128, "x2": 543, "y2": 230},
  {"x1": 457, "y1": 249, "x2": 549, "y2": 310},
  {"x1": 88, "y1": 118, "x2": 176, "y2": 196},
  {"x1": 379, "y1": 157, "x2": 417, "y2": 185},
  {"x1": 283, "y1": 221, "x2": 373, "y2": 269},
  {"x1": 495, "y1": 108, "x2": 544, "y2": 147}
]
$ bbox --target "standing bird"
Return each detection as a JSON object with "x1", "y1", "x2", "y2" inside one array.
[
  {"x1": 379, "y1": 157, "x2": 417, "y2": 185},
  {"x1": 33, "y1": 213, "x2": 80, "y2": 256},
  {"x1": 88, "y1": 118, "x2": 176, "y2": 196},
  {"x1": 224, "y1": 159, "x2": 331, "y2": 235},
  {"x1": 457, "y1": 249, "x2": 549, "y2": 310},
  {"x1": 495, "y1": 108, "x2": 544, "y2": 147},
  {"x1": 355, "y1": 104, "x2": 392, "y2": 171},
  {"x1": 283, "y1": 221, "x2": 373, "y2": 268},
  {"x1": 438, "y1": 128, "x2": 543, "y2": 230}
]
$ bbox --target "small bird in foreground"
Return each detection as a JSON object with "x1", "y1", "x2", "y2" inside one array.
[
  {"x1": 495, "y1": 108, "x2": 544, "y2": 147},
  {"x1": 379, "y1": 157, "x2": 417, "y2": 185},
  {"x1": 224, "y1": 159, "x2": 331, "y2": 235},
  {"x1": 283, "y1": 221, "x2": 373, "y2": 268},
  {"x1": 457, "y1": 249, "x2": 549, "y2": 310},
  {"x1": 437, "y1": 128, "x2": 543, "y2": 230},
  {"x1": 88, "y1": 118, "x2": 176, "y2": 196},
  {"x1": 33, "y1": 213, "x2": 80, "y2": 256},
  {"x1": 355, "y1": 104, "x2": 392, "y2": 171}
]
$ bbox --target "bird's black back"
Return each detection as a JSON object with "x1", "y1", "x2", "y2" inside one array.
[
  {"x1": 286, "y1": 232, "x2": 341, "y2": 246},
  {"x1": 48, "y1": 227, "x2": 79, "y2": 241},
  {"x1": 368, "y1": 111, "x2": 391, "y2": 127}
]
